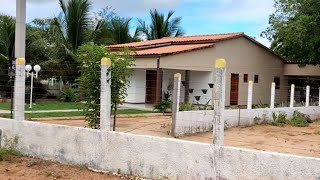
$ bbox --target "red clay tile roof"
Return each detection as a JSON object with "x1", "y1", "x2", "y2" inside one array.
[
  {"x1": 107, "y1": 32, "x2": 244, "y2": 49},
  {"x1": 134, "y1": 43, "x2": 215, "y2": 56}
]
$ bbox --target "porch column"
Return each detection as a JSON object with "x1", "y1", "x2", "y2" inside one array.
[
  {"x1": 184, "y1": 70, "x2": 190, "y2": 103},
  {"x1": 156, "y1": 57, "x2": 162, "y2": 103}
]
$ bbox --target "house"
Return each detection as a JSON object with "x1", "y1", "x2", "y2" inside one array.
[{"x1": 107, "y1": 32, "x2": 290, "y2": 106}]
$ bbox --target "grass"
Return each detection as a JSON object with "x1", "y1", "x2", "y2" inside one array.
[
  {"x1": 0, "y1": 109, "x2": 154, "y2": 119},
  {"x1": 0, "y1": 102, "x2": 84, "y2": 111},
  {"x1": 0, "y1": 147, "x2": 22, "y2": 161}
]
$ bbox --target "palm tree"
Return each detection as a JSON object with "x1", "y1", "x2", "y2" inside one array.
[
  {"x1": 137, "y1": 9, "x2": 184, "y2": 40},
  {"x1": 95, "y1": 16, "x2": 140, "y2": 45},
  {"x1": 0, "y1": 14, "x2": 15, "y2": 62},
  {"x1": 53, "y1": 0, "x2": 92, "y2": 52},
  {"x1": 47, "y1": 0, "x2": 94, "y2": 82}
]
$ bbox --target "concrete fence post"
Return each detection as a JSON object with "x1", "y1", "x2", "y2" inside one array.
[
  {"x1": 247, "y1": 81, "x2": 253, "y2": 109},
  {"x1": 270, "y1": 82, "x2": 276, "y2": 109},
  {"x1": 306, "y1": 85, "x2": 310, "y2": 107},
  {"x1": 213, "y1": 58, "x2": 226, "y2": 146},
  {"x1": 14, "y1": 58, "x2": 26, "y2": 121},
  {"x1": 319, "y1": 87, "x2": 320, "y2": 107},
  {"x1": 171, "y1": 73, "x2": 181, "y2": 136},
  {"x1": 290, "y1": 84, "x2": 295, "y2": 108},
  {"x1": 100, "y1": 58, "x2": 111, "y2": 131}
]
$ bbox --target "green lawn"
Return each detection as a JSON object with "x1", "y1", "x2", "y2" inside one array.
[
  {"x1": 0, "y1": 109, "x2": 154, "y2": 119},
  {"x1": 0, "y1": 102, "x2": 84, "y2": 111}
]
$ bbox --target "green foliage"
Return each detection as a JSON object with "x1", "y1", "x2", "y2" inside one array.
[
  {"x1": 137, "y1": 9, "x2": 184, "y2": 40},
  {"x1": 110, "y1": 48, "x2": 135, "y2": 111},
  {"x1": 262, "y1": 0, "x2": 320, "y2": 64},
  {"x1": 154, "y1": 91, "x2": 172, "y2": 113},
  {"x1": 272, "y1": 111, "x2": 309, "y2": 127},
  {"x1": 272, "y1": 112, "x2": 288, "y2": 126},
  {"x1": 197, "y1": 100, "x2": 212, "y2": 110},
  {"x1": 179, "y1": 102, "x2": 196, "y2": 111},
  {"x1": 77, "y1": 44, "x2": 134, "y2": 129},
  {"x1": 77, "y1": 44, "x2": 106, "y2": 129},
  {"x1": 62, "y1": 88, "x2": 79, "y2": 102},
  {"x1": 290, "y1": 111, "x2": 309, "y2": 127},
  {"x1": 253, "y1": 100, "x2": 268, "y2": 109},
  {"x1": 0, "y1": 136, "x2": 21, "y2": 161}
]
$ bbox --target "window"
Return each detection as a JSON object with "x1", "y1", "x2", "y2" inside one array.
[
  {"x1": 254, "y1": 75, "x2": 259, "y2": 83},
  {"x1": 243, "y1": 74, "x2": 248, "y2": 83},
  {"x1": 274, "y1": 77, "x2": 280, "y2": 89}
]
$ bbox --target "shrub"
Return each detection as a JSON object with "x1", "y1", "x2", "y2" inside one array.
[
  {"x1": 272, "y1": 112, "x2": 288, "y2": 126},
  {"x1": 289, "y1": 111, "x2": 309, "y2": 127},
  {"x1": 179, "y1": 102, "x2": 195, "y2": 111},
  {"x1": 62, "y1": 88, "x2": 79, "y2": 102},
  {"x1": 197, "y1": 99, "x2": 212, "y2": 110},
  {"x1": 154, "y1": 100, "x2": 172, "y2": 113}
]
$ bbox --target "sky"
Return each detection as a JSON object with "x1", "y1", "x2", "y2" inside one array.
[{"x1": 0, "y1": 0, "x2": 275, "y2": 46}]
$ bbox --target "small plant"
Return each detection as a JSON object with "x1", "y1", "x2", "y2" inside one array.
[
  {"x1": 179, "y1": 102, "x2": 195, "y2": 111},
  {"x1": 61, "y1": 87, "x2": 79, "y2": 102},
  {"x1": 154, "y1": 91, "x2": 173, "y2": 113},
  {"x1": 0, "y1": 136, "x2": 21, "y2": 161},
  {"x1": 272, "y1": 112, "x2": 288, "y2": 126},
  {"x1": 253, "y1": 100, "x2": 268, "y2": 109},
  {"x1": 289, "y1": 111, "x2": 309, "y2": 127},
  {"x1": 228, "y1": 105, "x2": 238, "y2": 109},
  {"x1": 197, "y1": 100, "x2": 211, "y2": 110}
]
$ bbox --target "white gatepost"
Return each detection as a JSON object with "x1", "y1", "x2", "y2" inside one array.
[
  {"x1": 270, "y1": 82, "x2": 276, "y2": 109},
  {"x1": 319, "y1": 87, "x2": 320, "y2": 107},
  {"x1": 306, "y1": 86, "x2": 310, "y2": 107},
  {"x1": 213, "y1": 58, "x2": 226, "y2": 146},
  {"x1": 247, "y1": 81, "x2": 253, "y2": 109},
  {"x1": 100, "y1": 58, "x2": 111, "y2": 131},
  {"x1": 14, "y1": 58, "x2": 26, "y2": 121},
  {"x1": 171, "y1": 73, "x2": 181, "y2": 136},
  {"x1": 14, "y1": 0, "x2": 26, "y2": 121},
  {"x1": 290, "y1": 84, "x2": 295, "y2": 108}
]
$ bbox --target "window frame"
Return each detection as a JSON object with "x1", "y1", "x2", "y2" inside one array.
[
  {"x1": 254, "y1": 75, "x2": 259, "y2": 83},
  {"x1": 243, "y1": 74, "x2": 248, "y2": 83}
]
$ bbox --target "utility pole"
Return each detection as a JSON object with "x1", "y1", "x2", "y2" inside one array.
[{"x1": 14, "y1": 0, "x2": 26, "y2": 121}]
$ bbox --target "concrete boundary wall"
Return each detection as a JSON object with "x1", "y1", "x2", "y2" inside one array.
[
  {"x1": 0, "y1": 118, "x2": 319, "y2": 179},
  {"x1": 175, "y1": 106, "x2": 320, "y2": 136}
]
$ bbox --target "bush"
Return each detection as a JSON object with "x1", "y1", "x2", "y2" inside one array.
[
  {"x1": 154, "y1": 91, "x2": 173, "y2": 113},
  {"x1": 272, "y1": 111, "x2": 309, "y2": 127},
  {"x1": 62, "y1": 88, "x2": 79, "y2": 102},
  {"x1": 289, "y1": 111, "x2": 309, "y2": 127},
  {"x1": 25, "y1": 81, "x2": 47, "y2": 103},
  {"x1": 180, "y1": 102, "x2": 195, "y2": 111},
  {"x1": 272, "y1": 112, "x2": 288, "y2": 126}
]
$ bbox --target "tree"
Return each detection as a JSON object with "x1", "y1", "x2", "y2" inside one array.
[
  {"x1": 77, "y1": 43, "x2": 134, "y2": 129},
  {"x1": 93, "y1": 7, "x2": 140, "y2": 45},
  {"x1": 0, "y1": 14, "x2": 15, "y2": 62},
  {"x1": 137, "y1": 9, "x2": 184, "y2": 40},
  {"x1": 262, "y1": 0, "x2": 320, "y2": 64}
]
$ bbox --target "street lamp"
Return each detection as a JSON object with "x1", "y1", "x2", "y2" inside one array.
[{"x1": 25, "y1": 65, "x2": 41, "y2": 108}]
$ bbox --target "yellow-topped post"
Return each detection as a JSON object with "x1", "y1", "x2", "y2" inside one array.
[
  {"x1": 213, "y1": 58, "x2": 226, "y2": 146},
  {"x1": 171, "y1": 73, "x2": 182, "y2": 136},
  {"x1": 100, "y1": 57, "x2": 112, "y2": 131},
  {"x1": 14, "y1": 57, "x2": 26, "y2": 121}
]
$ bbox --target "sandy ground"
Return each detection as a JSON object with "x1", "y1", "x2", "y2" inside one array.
[
  {"x1": 0, "y1": 155, "x2": 142, "y2": 180},
  {"x1": 33, "y1": 115, "x2": 320, "y2": 158}
]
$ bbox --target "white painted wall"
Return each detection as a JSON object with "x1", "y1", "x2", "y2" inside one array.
[
  {"x1": 189, "y1": 71, "x2": 214, "y2": 105},
  {"x1": 126, "y1": 69, "x2": 146, "y2": 103},
  {"x1": 0, "y1": 118, "x2": 319, "y2": 179},
  {"x1": 175, "y1": 106, "x2": 320, "y2": 136}
]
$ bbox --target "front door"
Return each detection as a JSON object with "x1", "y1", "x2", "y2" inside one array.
[
  {"x1": 146, "y1": 70, "x2": 158, "y2": 103},
  {"x1": 230, "y1": 73, "x2": 239, "y2": 105}
]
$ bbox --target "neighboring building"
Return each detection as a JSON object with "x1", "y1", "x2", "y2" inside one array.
[{"x1": 107, "y1": 32, "x2": 290, "y2": 106}]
